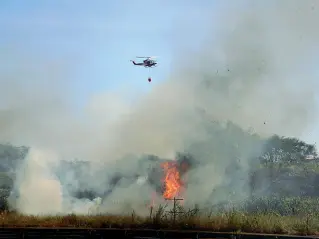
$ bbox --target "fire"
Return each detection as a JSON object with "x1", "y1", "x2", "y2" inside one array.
[{"x1": 161, "y1": 161, "x2": 183, "y2": 199}]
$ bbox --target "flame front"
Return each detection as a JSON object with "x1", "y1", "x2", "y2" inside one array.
[{"x1": 161, "y1": 161, "x2": 183, "y2": 199}]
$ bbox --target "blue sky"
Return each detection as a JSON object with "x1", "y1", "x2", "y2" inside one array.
[
  {"x1": 1, "y1": 1, "x2": 318, "y2": 145},
  {"x1": 0, "y1": 0, "x2": 217, "y2": 106}
]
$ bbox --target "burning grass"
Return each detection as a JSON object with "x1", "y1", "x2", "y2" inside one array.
[
  {"x1": 1, "y1": 159, "x2": 318, "y2": 235},
  {"x1": 0, "y1": 207, "x2": 318, "y2": 236}
]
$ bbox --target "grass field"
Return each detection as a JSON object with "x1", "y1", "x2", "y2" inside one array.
[{"x1": 0, "y1": 207, "x2": 317, "y2": 236}]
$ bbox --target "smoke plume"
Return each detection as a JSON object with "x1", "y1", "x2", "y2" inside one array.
[{"x1": 1, "y1": 0, "x2": 319, "y2": 215}]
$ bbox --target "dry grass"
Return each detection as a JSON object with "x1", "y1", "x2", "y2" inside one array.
[{"x1": 0, "y1": 207, "x2": 318, "y2": 236}]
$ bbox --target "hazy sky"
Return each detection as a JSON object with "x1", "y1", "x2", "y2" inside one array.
[
  {"x1": 0, "y1": 0, "x2": 217, "y2": 106},
  {"x1": 1, "y1": 1, "x2": 319, "y2": 145}
]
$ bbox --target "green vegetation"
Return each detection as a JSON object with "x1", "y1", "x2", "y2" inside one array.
[{"x1": 0, "y1": 124, "x2": 319, "y2": 235}]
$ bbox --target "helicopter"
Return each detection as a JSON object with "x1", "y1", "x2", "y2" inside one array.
[
  {"x1": 131, "y1": 56, "x2": 158, "y2": 82},
  {"x1": 131, "y1": 56, "x2": 158, "y2": 68}
]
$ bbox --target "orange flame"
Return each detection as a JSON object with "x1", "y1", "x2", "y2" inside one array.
[{"x1": 161, "y1": 161, "x2": 183, "y2": 199}]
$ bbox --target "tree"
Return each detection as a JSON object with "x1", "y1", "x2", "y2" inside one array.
[{"x1": 259, "y1": 135, "x2": 317, "y2": 165}]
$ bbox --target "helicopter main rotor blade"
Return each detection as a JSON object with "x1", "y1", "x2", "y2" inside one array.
[{"x1": 136, "y1": 56, "x2": 159, "y2": 59}]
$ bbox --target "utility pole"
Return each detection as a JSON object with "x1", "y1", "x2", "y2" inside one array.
[{"x1": 165, "y1": 197, "x2": 184, "y2": 224}]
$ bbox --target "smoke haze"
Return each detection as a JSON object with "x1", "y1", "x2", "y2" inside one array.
[{"x1": 1, "y1": 0, "x2": 319, "y2": 215}]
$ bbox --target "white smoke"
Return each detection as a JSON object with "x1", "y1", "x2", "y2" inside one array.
[
  {"x1": 13, "y1": 148, "x2": 63, "y2": 215},
  {"x1": 2, "y1": 0, "x2": 319, "y2": 215}
]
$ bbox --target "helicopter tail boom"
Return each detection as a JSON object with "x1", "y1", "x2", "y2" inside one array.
[{"x1": 131, "y1": 60, "x2": 143, "y2": 66}]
